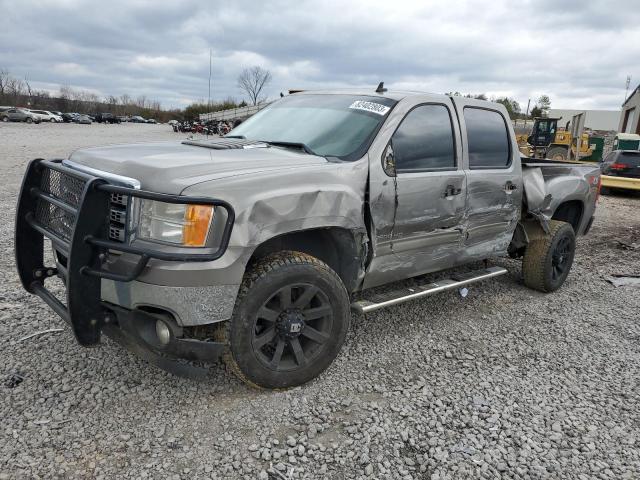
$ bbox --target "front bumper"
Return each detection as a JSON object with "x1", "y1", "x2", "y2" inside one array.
[
  {"x1": 102, "y1": 303, "x2": 225, "y2": 378},
  {"x1": 15, "y1": 158, "x2": 235, "y2": 364},
  {"x1": 101, "y1": 279, "x2": 239, "y2": 326}
]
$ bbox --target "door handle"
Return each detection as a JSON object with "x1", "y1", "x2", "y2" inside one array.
[
  {"x1": 504, "y1": 182, "x2": 518, "y2": 192},
  {"x1": 443, "y1": 185, "x2": 462, "y2": 197}
]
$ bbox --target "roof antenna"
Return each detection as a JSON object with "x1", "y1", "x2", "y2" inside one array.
[{"x1": 376, "y1": 82, "x2": 387, "y2": 93}]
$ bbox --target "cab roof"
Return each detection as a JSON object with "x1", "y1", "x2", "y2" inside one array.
[{"x1": 290, "y1": 88, "x2": 447, "y2": 102}]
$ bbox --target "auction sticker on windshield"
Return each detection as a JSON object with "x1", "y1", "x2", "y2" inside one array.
[{"x1": 349, "y1": 100, "x2": 390, "y2": 116}]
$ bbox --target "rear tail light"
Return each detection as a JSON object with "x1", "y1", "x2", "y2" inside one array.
[
  {"x1": 610, "y1": 162, "x2": 627, "y2": 170},
  {"x1": 595, "y1": 175, "x2": 602, "y2": 203}
]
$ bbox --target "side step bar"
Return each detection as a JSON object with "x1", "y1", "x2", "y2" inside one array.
[{"x1": 351, "y1": 266, "x2": 508, "y2": 314}]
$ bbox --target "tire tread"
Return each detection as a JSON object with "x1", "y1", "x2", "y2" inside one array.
[
  {"x1": 217, "y1": 251, "x2": 348, "y2": 389},
  {"x1": 522, "y1": 220, "x2": 573, "y2": 292}
]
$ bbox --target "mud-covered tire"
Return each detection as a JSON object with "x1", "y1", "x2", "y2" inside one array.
[
  {"x1": 523, "y1": 220, "x2": 576, "y2": 292},
  {"x1": 219, "y1": 251, "x2": 350, "y2": 389},
  {"x1": 546, "y1": 146, "x2": 568, "y2": 161}
]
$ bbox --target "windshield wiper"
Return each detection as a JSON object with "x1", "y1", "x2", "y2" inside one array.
[
  {"x1": 224, "y1": 135, "x2": 246, "y2": 139},
  {"x1": 262, "y1": 141, "x2": 318, "y2": 156}
]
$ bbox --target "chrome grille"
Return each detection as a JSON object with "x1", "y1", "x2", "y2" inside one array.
[
  {"x1": 108, "y1": 193, "x2": 128, "y2": 243},
  {"x1": 35, "y1": 169, "x2": 86, "y2": 241}
]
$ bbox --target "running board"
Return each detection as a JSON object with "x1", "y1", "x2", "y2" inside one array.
[{"x1": 351, "y1": 266, "x2": 508, "y2": 314}]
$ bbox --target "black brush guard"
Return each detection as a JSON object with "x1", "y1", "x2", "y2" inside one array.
[{"x1": 15, "y1": 158, "x2": 235, "y2": 350}]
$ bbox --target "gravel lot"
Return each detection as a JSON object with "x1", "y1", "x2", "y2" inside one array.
[{"x1": 1, "y1": 122, "x2": 639, "y2": 479}]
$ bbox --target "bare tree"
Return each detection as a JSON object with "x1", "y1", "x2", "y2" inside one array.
[
  {"x1": 136, "y1": 95, "x2": 147, "y2": 109},
  {"x1": 0, "y1": 68, "x2": 9, "y2": 97},
  {"x1": 237, "y1": 66, "x2": 272, "y2": 105},
  {"x1": 7, "y1": 77, "x2": 24, "y2": 104}
]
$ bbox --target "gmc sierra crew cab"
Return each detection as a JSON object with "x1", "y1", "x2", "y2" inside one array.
[{"x1": 15, "y1": 87, "x2": 601, "y2": 388}]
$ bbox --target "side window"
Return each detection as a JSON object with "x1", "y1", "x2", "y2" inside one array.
[
  {"x1": 464, "y1": 107, "x2": 511, "y2": 168},
  {"x1": 392, "y1": 104, "x2": 455, "y2": 172}
]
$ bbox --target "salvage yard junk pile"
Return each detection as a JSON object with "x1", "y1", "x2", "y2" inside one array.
[{"x1": 1, "y1": 93, "x2": 638, "y2": 479}]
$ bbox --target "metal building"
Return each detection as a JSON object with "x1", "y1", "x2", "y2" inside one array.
[{"x1": 619, "y1": 84, "x2": 640, "y2": 134}]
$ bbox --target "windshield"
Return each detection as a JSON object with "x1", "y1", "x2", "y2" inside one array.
[{"x1": 228, "y1": 94, "x2": 397, "y2": 160}]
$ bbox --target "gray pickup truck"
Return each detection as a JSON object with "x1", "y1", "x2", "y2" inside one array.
[{"x1": 15, "y1": 88, "x2": 601, "y2": 388}]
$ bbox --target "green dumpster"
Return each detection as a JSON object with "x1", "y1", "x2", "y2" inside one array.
[
  {"x1": 583, "y1": 136, "x2": 605, "y2": 162},
  {"x1": 613, "y1": 133, "x2": 640, "y2": 151}
]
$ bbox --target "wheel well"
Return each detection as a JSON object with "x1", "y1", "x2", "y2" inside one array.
[
  {"x1": 248, "y1": 228, "x2": 364, "y2": 293},
  {"x1": 552, "y1": 200, "x2": 583, "y2": 232}
]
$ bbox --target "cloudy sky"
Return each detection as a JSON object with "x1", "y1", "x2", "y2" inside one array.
[{"x1": 1, "y1": 0, "x2": 639, "y2": 111}]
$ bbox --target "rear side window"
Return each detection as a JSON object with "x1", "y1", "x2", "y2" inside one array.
[
  {"x1": 619, "y1": 152, "x2": 640, "y2": 166},
  {"x1": 392, "y1": 104, "x2": 456, "y2": 172},
  {"x1": 464, "y1": 107, "x2": 511, "y2": 168}
]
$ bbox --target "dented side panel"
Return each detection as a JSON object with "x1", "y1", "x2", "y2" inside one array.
[
  {"x1": 182, "y1": 157, "x2": 369, "y2": 264},
  {"x1": 363, "y1": 94, "x2": 469, "y2": 288}
]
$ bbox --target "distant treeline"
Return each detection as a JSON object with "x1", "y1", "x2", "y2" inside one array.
[{"x1": 0, "y1": 68, "x2": 244, "y2": 122}]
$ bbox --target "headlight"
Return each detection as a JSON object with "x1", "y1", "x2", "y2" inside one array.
[{"x1": 138, "y1": 200, "x2": 214, "y2": 247}]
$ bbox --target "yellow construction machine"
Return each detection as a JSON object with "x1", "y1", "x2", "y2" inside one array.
[{"x1": 516, "y1": 117, "x2": 593, "y2": 160}]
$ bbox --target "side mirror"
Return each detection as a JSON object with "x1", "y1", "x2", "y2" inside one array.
[{"x1": 382, "y1": 142, "x2": 396, "y2": 176}]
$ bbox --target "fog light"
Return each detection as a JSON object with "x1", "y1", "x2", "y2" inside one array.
[{"x1": 155, "y1": 320, "x2": 171, "y2": 346}]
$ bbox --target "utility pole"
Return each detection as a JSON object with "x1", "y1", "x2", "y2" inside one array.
[
  {"x1": 208, "y1": 49, "x2": 212, "y2": 113},
  {"x1": 624, "y1": 75, "x2": 631, "y2": 105}
]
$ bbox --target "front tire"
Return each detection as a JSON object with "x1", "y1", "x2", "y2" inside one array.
[
  {"x1": 25, "y1": 117, "x2": 33, "y2": 124},
  {"x1": 522, "y1": 220, "x2": 576, "y2": 292},
  {"x1": 220, "y1": 251, "x2": 350, "y2": 389},
  {"x1": 546, "y1": 146, "x2": 568, "y2": 161}
]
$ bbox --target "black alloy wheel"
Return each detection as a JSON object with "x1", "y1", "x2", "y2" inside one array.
[
  {"x1": 252, "y1": 283, "x2": 333, "y2": 371},
  {"x1": 220, "y1": 251, "x2": 350, "y2": 389}
]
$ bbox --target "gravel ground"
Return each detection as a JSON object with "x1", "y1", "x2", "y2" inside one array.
[{"x1": 1, "y1": 122, "x2": 639, "y2": 479}]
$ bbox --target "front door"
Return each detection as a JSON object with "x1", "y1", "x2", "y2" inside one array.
[{"x1": 364, "y1": 98, "x2": 467, "y2": 287}]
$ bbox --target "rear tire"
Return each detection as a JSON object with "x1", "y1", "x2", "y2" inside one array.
[
  {"x1": 546, "y1": 146, "x2": 568, "y2": 161},
  {"x1": 522, "y1": 220, "x2": 576, "y2": 292},
  {"x1": 219, "y1": 251, "x2": 350, "y2": 389},
  {"x1": 25, "y1": 117, "x2": 33, "y2": 124},
  {"x1": 1, "y1": 116, "x2": 8, "y2": 122}
]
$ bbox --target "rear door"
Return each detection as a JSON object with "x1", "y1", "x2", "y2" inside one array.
[{"x1": 452, "y1": 99, "x2": 522, "y2": 259}]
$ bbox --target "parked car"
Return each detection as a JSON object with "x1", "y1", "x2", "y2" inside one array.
[
  {"x1": 146, "y1": 118, "x2": 157, "y2": 124},
  {"x1": 0, "y1": 108, "x2": 40, "y2": 123},
  {"x1": 167, "y1": 119, "x2": 179, "y2": 126},
  {"x1": 30, "y1": 110, "x2": 63, "y2": 123},
  {"x1": 94, "y1": 113, "x2": 121, "y2": 124},
  {"x1": 51, "y1": 111, "x2": 63, "y2": 116},
  {"x1": 117, "y1": 116, "x2": 129, "y2": 123},
  {"x1": 0, "y1": 106, "x2": 14, "y2": 113},
  {"x1": 129, "y1": 116, "x2": 147, "y2": 123},
  {"x1": 73, "y1": 114, "x2": 92, "y2": 124},
  {"x1": 600, "y1": 150, "x2": 640, "y2": 194},
  {"x1": 61, "y1": 112, "x2": 78, "y2": 123},
  {"x1": 15, "y1": 89, "x2": 601, "y2": 389}
]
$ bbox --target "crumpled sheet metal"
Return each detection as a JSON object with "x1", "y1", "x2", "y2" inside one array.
[
  {"x1": 522, "y1": 167, "x2": 552, "y2": 233},
  {"x1": 184, "y1": 159, "x2": 369, "y2": 249}
]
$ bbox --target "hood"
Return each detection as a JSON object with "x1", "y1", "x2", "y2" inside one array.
[{"x1": 67, "y1": 140, "x2": 329, "y2": 194}]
